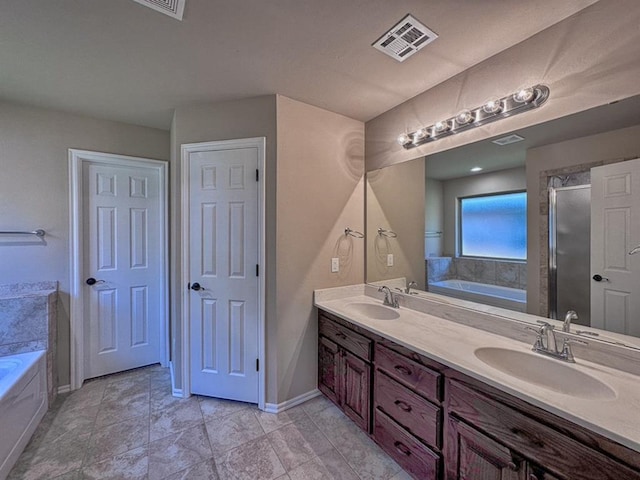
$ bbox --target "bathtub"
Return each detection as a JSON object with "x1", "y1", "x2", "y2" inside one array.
[
  {"x1": 428, "y1": 279, "x2": 526, "y2": 312},
  {"x1": 0, "y1": 350, "x2": 48, "y2": 480}
]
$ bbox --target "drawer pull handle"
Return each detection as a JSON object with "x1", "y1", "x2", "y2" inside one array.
[
  {"x1": 394, "y1": 365, "x2": 412, "y2": 376},
  {"x1": 507, "y1": 460, "x2": 519, "y2": 472},
  {"x1": 335, "y1": 332, "x2": 347, "y2": 339},
  {"x1": 529, "y1": 475, "x2": 539, "y2": 480},
  {"x1": 394, "y1": 400, "x2": 412, "y2": 412},
  {"x1": 394, "y1": 441, "x2": 411, "y2": 456}
]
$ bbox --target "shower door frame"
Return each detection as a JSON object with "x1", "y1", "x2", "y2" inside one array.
[{"x1": 548, "y1": 183, "x2": 591, "y2": 321}]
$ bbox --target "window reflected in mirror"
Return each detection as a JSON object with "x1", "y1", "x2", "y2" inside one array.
[{"x1": 460, "y1": 191, "x2": 526, "y2": 260}]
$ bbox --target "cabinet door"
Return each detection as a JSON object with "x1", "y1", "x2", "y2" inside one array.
[
  {"x1": 526, "y1": 465, "x2": 562, "y2": 480},
  {"x1": 448, "y1": 417, "x2": 526, "y2": 480},
  {"x1": 318, "y1": 336, "x2": 340, "y2": 405},
  {"x1": 341, "y1": 349, "x2": 371, "y2": 432}
]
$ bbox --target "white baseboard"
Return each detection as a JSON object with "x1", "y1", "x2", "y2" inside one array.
[
  {"x1": 169, "y1": 361, "x2": 185, "y2": 398},
  {"x1": 264, "y1": 389, "x2": 321, "y2": 414},
  {"x1": 57, "y1": 384, "x2": 71, "y2": 394}
]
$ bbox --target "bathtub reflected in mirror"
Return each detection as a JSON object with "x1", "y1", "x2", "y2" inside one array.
[{"x1": 428, "y1": 279, "x2": 526, "y2": 313}]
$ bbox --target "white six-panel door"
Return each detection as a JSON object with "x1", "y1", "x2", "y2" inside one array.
[
  {"x1": 84, "y1": 162, "x2": 162, "y2": 378},
  {"x1": 591, "y1": 158, "x2": 640, "y2": 336},
  {"x1": 187, "y1": 144, "x2": 260, "y2": 403}
]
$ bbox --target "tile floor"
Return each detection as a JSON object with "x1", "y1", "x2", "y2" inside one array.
[{"x1": 9, "y1": 365, "x2": 412, "y2": 480}]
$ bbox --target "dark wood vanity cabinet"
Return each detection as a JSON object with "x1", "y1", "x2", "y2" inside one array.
[
  {"x1": 318, "y1": 311, "x2": 372, "y2": 432},
  {"x1": 445, "y1": 377, "x2": 640, "y2": 480},
  {"x1": 318, "y1": 335, "x2": 340, "y2": 405},
  {"x1": 373, "y1": 342, "x2": 443, "y2": 479},
  {"x1": 448, "y1": 416, "x2": 528, "y2": 480},
  {"x1": 317, "y1": 309, "x2": 640, "y2": 480},
  {"x1": 446, "y1": 414, "x2": 562, "y2": 480}
]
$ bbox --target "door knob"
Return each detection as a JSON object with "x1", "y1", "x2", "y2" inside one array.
[
  {"x1": 85, "y1": 277, "x2": 104, "y2": 285},
  {"x1": 190, "y1": 282, "x2": 203, "y2": 291},
  {"x1": 592, "y1": 274, "x2": 609, "y2": 282}
]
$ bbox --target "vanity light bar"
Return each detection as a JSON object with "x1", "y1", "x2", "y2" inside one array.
[{"x1": 398, "y1": 85, "x2": 550, "y2": 149}]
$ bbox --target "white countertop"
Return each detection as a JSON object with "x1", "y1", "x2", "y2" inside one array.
[{"x1": 314, "y1": 289, "x2": 640, "y2": 453}]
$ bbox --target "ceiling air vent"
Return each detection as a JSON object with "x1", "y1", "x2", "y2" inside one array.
[
  {"x1": 372, "y1": 14, "x2": 438, "y2": 62},
  {"x1": 131, "y1": 0, "x2": 186, "y2": 20},
  {"x1": 492, "y1": 134, "x2": 525, "y2": 146}
]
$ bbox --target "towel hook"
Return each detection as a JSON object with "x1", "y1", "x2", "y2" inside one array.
[
  {"x1": 344, "y1": 227, "x2": 364, "y2": 239},
  {"x1": 377, "y1": 227, "x2": 397, "y2": 238}
]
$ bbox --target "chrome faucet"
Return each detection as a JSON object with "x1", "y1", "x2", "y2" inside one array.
[
  {"x1": 525, "y1": 321, "x2": 587, "y2": 363},
  {"x1": 539, "y1": 322, "x2": 558, "y2": 353},
  {"x1": 563, "y1": 310, "x2": 578, "y2": 333},
  {"x1": 396, "y1": 281, "x2": 418, "y2": 295},
  {"x1": 378, "y1": 286, "x2": 400, "y2": 308}
]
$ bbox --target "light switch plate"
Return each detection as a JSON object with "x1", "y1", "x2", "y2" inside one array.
[
  {"x1": 387, "y1": 254, "x2": 394, "y2": 266},
  {"x1": 331, "y1": 257, "x2": 339, "y2": 273}
]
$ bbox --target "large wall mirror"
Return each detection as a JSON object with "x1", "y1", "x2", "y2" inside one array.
[{"x1": 366, "y1": 94, "x2": 640, "y2": 347}]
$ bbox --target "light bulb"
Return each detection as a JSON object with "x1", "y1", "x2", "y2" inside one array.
[
  {"x1": 455, "y1": 110, "x2": 474, "y2": 126},
  {"x1": 483, "y1": 99, "x2": 502, "y2": 114},
  {"x1": 433, "y1": 120, "x2": 450, "y2": 134},
  {"x1": 397, "y1": 133, "x2": 410, "y2": 146},
  {"x1": 412, "y1": 129, "x2": 427, "y2": 143},
  {"x1": 470, "y1": 166, "x2": 483, "y2": 172},
  {"x1": 513, "y1": 88, "x2": 534, "y2": 103}
]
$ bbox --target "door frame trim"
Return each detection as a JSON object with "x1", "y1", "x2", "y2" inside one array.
[
  {"x1": 68, "y1": 149, "x2": 169, "y2": 390},
  {"x1": 180, "y1": 137, "x2": 266, "y2": 411}
]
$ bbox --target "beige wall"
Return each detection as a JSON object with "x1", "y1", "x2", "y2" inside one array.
[
  {"x1": 170, "y1": 95, "x2": 364, "y2": 404},
  {"x1": 526, "y1": 124, "x2": 640, "y2": 315},
  {"x1": 365, "y1": 0, "x2": 640, "y2": 172},
  {"x1": 366, "y1": 158, "x2": 425, "y2": 290},
  {"x1": 425, "y1": 177, "x2": 443, "y2": 257},
  {"x1": 442, "y1": 168, "x2": 526, "y2": 256},
  {"x1": 275, "y1": 96, "x2": 364, "y2": 402},
  {"x1": 0, "y1": 101, "x2": 169, "y2": 386},
  {"x1": 170, "y1": 96, "x2": 278, "y2": 397}
]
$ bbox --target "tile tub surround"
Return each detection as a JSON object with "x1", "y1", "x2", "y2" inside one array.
[
  {"x1": 314, "y1": 285, "x2": 640, "y2": 453},
  {"x1": 425, "y1": 257, "x2": 527, "y2": 290},
  {"x1": 9, "y1": 364, "x2": 410, "y2": 480},
  {"x1": 426, "y1": 257, "x2": 527, "y2": 290},
  {"x1": 0, "y1": 282, "x2": 57, "y2": 404},
  {"x1": 425, "y1": 257, "x2": 454, "y2": 283}
]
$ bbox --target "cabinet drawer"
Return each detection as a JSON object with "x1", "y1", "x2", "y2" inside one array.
[
  {"x1": 374, "y1": 409, "x2": 440, "y2": 480},
  {"x1": 319, "y1": 315, "x2": 372, "y2": 361},
  {"x1": 375, "y1": 370, "x2": 441, "y2": 449},
  {"x1": 447, "y1": 379, "x2": 640, "y2": 480},
  {"x1": 375, "y1": 343, "x2": 441, "y2": 402}
]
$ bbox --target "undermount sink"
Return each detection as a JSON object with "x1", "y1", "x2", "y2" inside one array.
[
  {"x1": 344, "y1": 302, "x2": 400, "y2": 320},
  {"x1": 474, "y1": 347, "x2": 617, "y2": 400}
]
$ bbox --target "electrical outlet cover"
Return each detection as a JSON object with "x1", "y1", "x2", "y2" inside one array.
[{"x1": 331, "y1": 257, "x2": 339, "y2": 273}]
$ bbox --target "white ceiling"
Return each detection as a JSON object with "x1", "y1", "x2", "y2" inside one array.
[{"x1": 0, "y1": 0, "x2": 597, "y2": 130}]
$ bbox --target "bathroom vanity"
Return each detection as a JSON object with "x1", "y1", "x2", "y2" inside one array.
[{"x1": 315, "y1": 286, "x2": 640, "y2": 480}]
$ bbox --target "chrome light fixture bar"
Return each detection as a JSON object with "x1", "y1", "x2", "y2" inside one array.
[{"x1": 398, "y1": 85, "x2": 550, "y2": 149}]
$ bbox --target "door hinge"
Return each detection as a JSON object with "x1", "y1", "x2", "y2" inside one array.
[
  {"x1": 256, "y1": 264, "x2": 259, "y2": 276},
  {"x1": 256, "y1": 358, "x2": 259, "y2": 371},
  {"x1": 256, "y1": 169, "x2": 259, "y2": 182}
]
